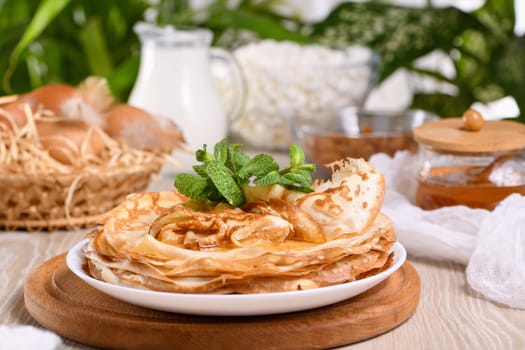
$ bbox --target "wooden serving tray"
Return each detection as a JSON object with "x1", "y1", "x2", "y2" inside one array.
[{"x1": 24, "y1": 253, "x2": 420, "y2": 350}]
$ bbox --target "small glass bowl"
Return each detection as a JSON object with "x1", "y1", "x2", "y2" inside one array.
[
  {"x1": 291, "y1": 108, "x2": 437, "y2": 177},
  {"x1": 227, "y1": 43, "x2": 380, "y2": 150}
]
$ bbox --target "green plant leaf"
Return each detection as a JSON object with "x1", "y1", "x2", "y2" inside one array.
[
  {"x1": 174, "y1": 173, "x2": 210, "y2": 200},
  {"x1": 225, "y1": 143, "x2": 250, "y2": 172},
  {"x1": 297, "y1": 163, "x2": 316, "y2": 173},
  {"x1": 484, "y1": 0, "x2": 515, "y2": 23},
  {"x1": 155, "y1": 0, "x2": 192, "y2": 25},
  {"x1": 0, "y1": 0, "x2": 32, "y2": 27},
  {"x1": 107, "y1": 57, "x2": 140, "y2": 101},
  {"x1": 253, "y1": 170, "x2": 281, "y2": 186},
  {"x1": 2, "y1": 0, "x2": 71, "y2": 92},
  {"x1": 237, "y1": 154, "x2": 279, "y2": 182},
  {"x1": 106, "y1": 5, "x2": 128, "y2": 42},
  {"x1": 213, "y1": 138, "x2": 228, "y2": 164},
  {"x1": 283, "y1": 172, "x2": 310, "y2": 188},
  {"x1": 407, "y1": 66, "x2": 456, "y2": 86},
  {"x1": 289, "y1": 143, "x2": 304, "y2": 168},
  {"x1": 79, "y1": 17, "x2": 113, "y2": 77},
  {"x1": 491, "y1": 36, "x2": 525, "y2": 123},
  {"x1": 475, "y1": 0, "x2": 515, "y2": 39},
  {"x1": 205, "y1": 161, "x2": 245, "y2": 207},
  {"x1": 312, "y1": 3, "x2": 483, "y2": 81},
  {"x1": 411, "y1": 92, "x2": 472, "y2": 119},
  {"x1": 293, "y1": 169, "x2": 313, "y2": 183},
  {"x1": 25, "y1": 55, "x2": 44, "y2": 88},
  {"x1": 192, "y1": 164, "x2": 208, "y2": 177},
  {"x1": 208, "y1": 8, "x2": 309, "y2": 43},
  {"x1": 174, "y1": 139, "x2": 315, "y2": 204},
  {"x1": 0, "y1": 24, "x2": 26, "y2": 52},
  {"x1": 196, "y1": 144, "x2": 214, "y2": 163}
]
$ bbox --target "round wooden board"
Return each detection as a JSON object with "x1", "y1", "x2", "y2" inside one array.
[{"x1": 24, "y1": 253, "x2": 420, "y2": 350}]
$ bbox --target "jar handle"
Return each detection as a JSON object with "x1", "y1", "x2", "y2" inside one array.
[{"x1": 210, "y1": 48, "x2": 247, "y2": 123}]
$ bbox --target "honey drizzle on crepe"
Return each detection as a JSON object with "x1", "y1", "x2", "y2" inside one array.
[{"x1": 85, "y1": 158, "x2": 396, "y2": 294}]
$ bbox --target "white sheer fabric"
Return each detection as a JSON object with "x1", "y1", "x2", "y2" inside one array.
[
  {"x1": 0, "y1": 325, "x2": 61, "y2": 350},
  {"x1": 370, "y1": 151, "x2": 525, "y2": 309}
]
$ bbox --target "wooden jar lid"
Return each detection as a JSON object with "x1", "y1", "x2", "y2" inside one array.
[{"x1": 413, "y1": 118, "x2": 525, "y2": 153}]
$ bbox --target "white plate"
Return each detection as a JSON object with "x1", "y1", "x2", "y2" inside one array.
[{"x1": 66, "y1": 240, "x2": 406, "y2": 316}]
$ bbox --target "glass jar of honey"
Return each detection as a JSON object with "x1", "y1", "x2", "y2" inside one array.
[{"x1": 413, "y1": 110, "x2": 525, "y2": 210}]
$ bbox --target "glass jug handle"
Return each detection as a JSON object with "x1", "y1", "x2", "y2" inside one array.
[{"x1": 210, "y1": 48, "x2": 247, "y2": 123}]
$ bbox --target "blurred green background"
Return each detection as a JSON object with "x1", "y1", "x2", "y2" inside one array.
[{"x1": 0, "y1": 0, "x2": 523, "y2": 122}]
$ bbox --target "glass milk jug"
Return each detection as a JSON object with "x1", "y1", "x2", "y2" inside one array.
[{"x1": 128, "y1": 23, "x2": 245, "y2": 172}]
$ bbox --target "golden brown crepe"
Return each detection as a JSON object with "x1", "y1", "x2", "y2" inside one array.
[{"x1": 84, "y1": 158, "x2": 396, "y2": 294}]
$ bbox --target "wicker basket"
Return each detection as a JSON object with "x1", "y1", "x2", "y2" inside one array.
[
  {"x1": 0, "y1": 160, "x2": 162, "y2": 231},
  {"x1": 0, "y1": 88, "x2": 180, "y2": 231}
]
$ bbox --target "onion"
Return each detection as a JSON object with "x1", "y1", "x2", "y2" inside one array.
[
  {"x1": 17, "y1": 80, "x2": 110, "y2": 127},
  {"x1": 0, "y1": 102, "x2": 28, "y2": 130},
  {"x1": 19, "y1": 84, "x2": 78, "y2": 114},
  {"x1": 36, "y1": 119, "x2": 105, "y2": 165},
  {"x1": 104, "y1": 104, "x2": 185, "y2": 153}
]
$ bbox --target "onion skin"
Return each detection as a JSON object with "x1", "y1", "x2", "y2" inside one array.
[
  {"x1": 104, "y1": 104, "x2": 154, "y2": 148},
  {"x1": 36, "y1": 120, "x2": 105, "y2": 165},
  {"x1": 19, "y1": 84, "x2": 79, "y2": 115},
  {"x1": 2, "y1": 79, "x2": 184, "y2": 162},
  {"x1": 0, "y1": 84, "x2": 79, "y2": 130},
  {"x1": 0, "y1": 102, "x2": 28, "y2": 130},
  {"x1": 104, "y1": 104, "x2": 184, "y2": 153}
]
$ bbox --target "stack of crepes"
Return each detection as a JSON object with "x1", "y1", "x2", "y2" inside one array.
[{"x1": 84, "y1": 158, "x2": 396, "y2": 294}]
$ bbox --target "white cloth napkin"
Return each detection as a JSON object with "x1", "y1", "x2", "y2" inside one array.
[
  {"x1": 370, "y1": 151, "x2": 525, "y2": 309},
  {"x1": 0, "y1": 325, "x2": 62, "y2": 350}
]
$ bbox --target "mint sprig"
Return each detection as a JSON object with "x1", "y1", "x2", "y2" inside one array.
[{"x1": 173, "y1": 139, "x2": 316, "y2": 206}]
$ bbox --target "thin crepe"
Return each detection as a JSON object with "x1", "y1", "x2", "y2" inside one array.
[{"x1": 84, "y1": 158, "x2": 396, "y2": 293}]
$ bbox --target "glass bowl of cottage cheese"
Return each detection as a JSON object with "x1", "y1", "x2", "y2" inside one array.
[{"x1": 227, "y1": 40, "x2": 380, "y2": 150}]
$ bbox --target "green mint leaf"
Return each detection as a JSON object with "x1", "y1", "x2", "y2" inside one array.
[
  {"x1": 278, "y1": 176, "x2": 314, "y2": 193},
  {"x1": 292, "y1": 168, "x2": 312, "y2": 177},
  {"x1": 205, "y1": 161, "x2": 245, "y2": 207},
  {"x1": 227, "y1": 144, "x2": 243, "y2": 153},
  {"x1": 289, "y1": 143, "x2": 305, "y2": 167},
  {"x1": 237, "y1": 154, "x2": 279, "y2": 182},
  {"x1": 283, "y1": 172, "x2": 311, "y2": 187},
  {"x1": 278, "y1": 176, "x2": 295, "y2": 187},
  {"x1": 254, "y1": 170, "x2": 281, "y2": 186},
  {"x1": 174, "y1": 139, "x2": 316, "y2": 205},
  {"x1": 293, "y1": 186, "x2": 315, "y2": 193},
  {"x1": 214, "y1": 138, "x2": 228, "y2": 164},
  {"x1": 193, "y1": 164, "x2": 207, "y2": 177},
  {"x1": 225, "y1": 144, "x2": 250, "y2": 172},
  {"x1": 292, "y1": 169, "x2": 313, "y2": 185},
  {"x1": 205, "y1": 186, "x2": 223, "y2": 202},
  {"x1": 196, "y1": 144, "x2": 214, "y2": 163},
  {"x1": 174, "y1": 174, "x2": 210, "y2": 200},
  {"x1": 297, "y1": 163, "x2": 316, "y2": 172}
]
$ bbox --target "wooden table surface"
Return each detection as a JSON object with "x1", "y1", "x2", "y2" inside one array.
[{"x1": 1, "y1": 175, "x2": 524, "y2": 350}]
